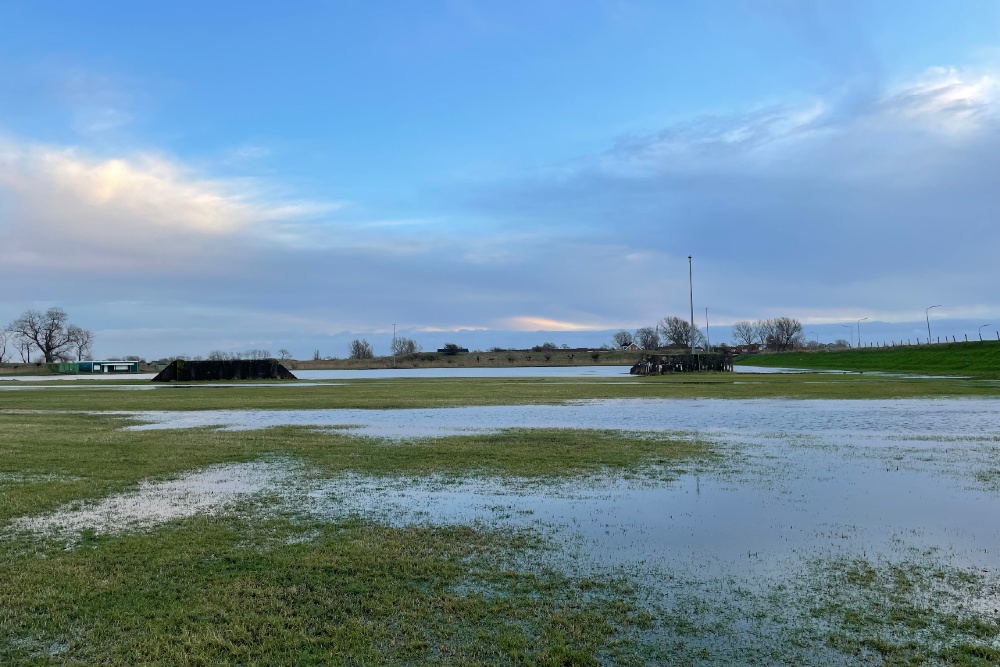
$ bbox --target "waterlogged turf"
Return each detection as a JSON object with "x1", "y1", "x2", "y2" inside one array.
[{"x1": 2, "y1": 375, "x2": 1000, "y2": 664}]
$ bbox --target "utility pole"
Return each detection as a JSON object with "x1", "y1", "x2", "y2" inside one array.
[
  {"x1": 705, "y1": 307, "x2": 710, "y2": 350},
  {"x1": 688, "y1": 256, "x2": 695, "y2": 355},
  {"x1": 392, "y1": 323, "x2": 396, "y2": 368}
]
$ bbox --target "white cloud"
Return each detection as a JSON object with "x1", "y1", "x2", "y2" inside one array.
[{"x1": 0, "y1": 138, "x2": 339, "y2": 270}]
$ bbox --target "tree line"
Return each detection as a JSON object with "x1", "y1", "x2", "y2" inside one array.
[
  {"x1": 611, "y1": 316, "x2": 804, "y2": 352},
  {"x1": 0, "y1": 308, "x2": 94, "y2": 363}
]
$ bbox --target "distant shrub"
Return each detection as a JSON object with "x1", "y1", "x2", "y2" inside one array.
[{"x1": 348, "y1": 339, "x2": 374, "y2": 360}]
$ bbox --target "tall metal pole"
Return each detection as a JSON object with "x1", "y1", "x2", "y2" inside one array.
[
  {"x1": 857, "y1": 317, "x2": 868, "y2": 348},
  {"x1": 842, "y1": 324, "x2": 853, "y2": 348},
  {"x1": 705, "y1": 307, "x2": 710, "y2": 350},
  {"x1": 392, "y1": 323, "x2": 396, "y2": 368},
  {"x1": 688, "y1": 256, "x2": 695, "y2": 354},
  {"x1": 925, "y1": 305, "x2": 941, "y2": 342},
  {"x1": 980, "y1": 324, "x2": 992, "y2": 341}
]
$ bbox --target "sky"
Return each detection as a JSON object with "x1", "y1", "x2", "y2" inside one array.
[{"x1": 1, "y1": 1, "x2": 999, "y2": 359}]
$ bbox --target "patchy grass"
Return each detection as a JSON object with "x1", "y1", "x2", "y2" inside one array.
[
  {"x1": 811, "y1": 558, "x2": 1000, "y2": 666},
  {"x1": 0, "y1": 516, "x2": 659, "y2": 666},
  {"x1": 1, "y1": 372, "x2": 998, "y2": 414},
  {"x1": 739, "y1": 340, "x2": 1000, "y2": 377},
  {"x1": 0, "y1": 413, "x2": 715, "y2": 523}
]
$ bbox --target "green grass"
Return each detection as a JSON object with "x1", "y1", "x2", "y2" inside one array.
[
  {"x1": 1, "y1": 372, "x2": 997, "y2": 415},
  {"x1": 738, "y1": 340, "x2": 1000, "y2": 377},
  {"x1": 1, "y1": 516, "x2": 658, "y2": 666}
]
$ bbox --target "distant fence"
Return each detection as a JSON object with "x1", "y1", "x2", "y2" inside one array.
[
  {"x1": 851, "y1": 332, "x2": 1000, "y2": 349},
  {"x1": 630, "y1": 353, "x2": 733, "y2": 375}
]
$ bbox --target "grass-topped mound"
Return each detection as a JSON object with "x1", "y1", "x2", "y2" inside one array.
[{"x1": 738, "y1": 340, "x2": 1000, "y2": 377}]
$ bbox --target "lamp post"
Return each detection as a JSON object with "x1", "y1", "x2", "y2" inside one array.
[
  {"x1": 392, "y1": 323, "x2": 396, "y2": 368},
  {"x1": 842, "y1": 324, "x2": 853, "y2": 348},
  {"x1": 857, "y1": 317, "x2": 868, "y2": 348},
  {"x1": 925, "y1": 305, "x2": 941, "y2": 343},
  {"x1": 809, "y1": 331, "x2": 819, "y2": 344},
  {"x1": 980, "y1": 324, "x2": 992, "y2": 341},
  {"x1": 705, "y1": 307, "x2": 710, "y2": 351},
  {"x1": 688, "y1": 256, "x2": 695, "y2": 355}
]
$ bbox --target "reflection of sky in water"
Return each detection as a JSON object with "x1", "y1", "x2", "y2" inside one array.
[
  {"x1": 112, "y1": 397, "x2": 1000, "y2": 579},
  {"x1": 123, "y1": 397, "x2": 1000, "y2": 438}
]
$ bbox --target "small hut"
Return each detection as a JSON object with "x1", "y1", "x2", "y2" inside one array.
[{"x1": 152, "y1": 359, "x2": 297, "y2": 382}]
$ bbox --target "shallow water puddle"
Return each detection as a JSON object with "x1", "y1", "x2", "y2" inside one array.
[
  {"x1": 9, "y1": 460, "x2": 298, "y2": 539},
  {"x1": 121, "y1": 397, "x2": 1000, "y2": 439}
]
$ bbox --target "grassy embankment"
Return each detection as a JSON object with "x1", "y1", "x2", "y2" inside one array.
[{"x1": 738, "y1": 340, "x2": 1000, "y2": 377}]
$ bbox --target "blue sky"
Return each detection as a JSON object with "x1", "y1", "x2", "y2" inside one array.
[{"x1": 1, "y1": 1, "x2": 999, "y2": 358}]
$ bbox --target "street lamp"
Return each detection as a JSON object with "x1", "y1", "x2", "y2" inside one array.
[
  {"x1": 857, "y1": 317, "x2": 868, "y2": 348},
  {"x1": 809, "y1": 331, "x2": 819, "y2": 344},
  {"x1": 688, "y1": 256, "x2": 695, "y2": 355},
  {"x1": 841, "y1": 324, "x2": 853, "y2": 348},
  {"x1": 705, "y1": 307, "x2": 710, "y2": 350},
  {"x1": 392, "y1": 323, "x2": 397, "y2": 368},
  {"x1": 980, "y1": 324, "x2": 992, "y2": 341},
  {"x1": 925, "y1": 305, "x2": 941, "y2": 343}
]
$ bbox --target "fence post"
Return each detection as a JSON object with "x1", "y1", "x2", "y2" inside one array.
[
  {"x1": 908, "y1": 339, "x2": 911, "y2": 345},
  {"x1": 965, "y1": 334, "x2": 968, "y2": 342}
]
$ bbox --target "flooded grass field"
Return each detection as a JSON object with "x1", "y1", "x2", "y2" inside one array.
[{"x1": 2, "y1": 374, "x2": 999, "y2": 664}]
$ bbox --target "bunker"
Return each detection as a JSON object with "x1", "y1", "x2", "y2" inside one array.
[{"x1": 152, "y1": 359, "x2": 297, "y2": 382}]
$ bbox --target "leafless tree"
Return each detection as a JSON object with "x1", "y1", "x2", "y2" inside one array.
[
  {"x1": 391, "y1": 337, "x2": 421, "y2": 356},
  {"x1": 313, "y1": 349, "x2": 321, "y2": 361},
  {"x1": 66, "y1": 325, "x2": 95, "y2": 361},
  {"x1": 751, "y1": 319, "x2": 774, "y2": 346},
  {"x1": 660, "y1": 316, "x2": 706, "y2": 348},
  {"x1": 767, "y1": 317, "x2": 803, "y2": 351},
  {"x1": 348, "y1": 338, "x2": 374, "y2": 359},
  {"x1": 8, "y1": 307, "x2": 84, "y2": 363},
  {"x1": 635, "y1": 326, "x2": 660, "y2": 350},
  {"x1": 278, "y1": 349, "x2": 292, "y2": 361},
  {"x1": 731, "y1": 321, "x2": 756, "y2": 346},
  {"x1": 612, "y1": 330, "x2": 634, "y2": 349},
  {"x1": 0, "y1": 328, "x2": 9, "y2": 363}
]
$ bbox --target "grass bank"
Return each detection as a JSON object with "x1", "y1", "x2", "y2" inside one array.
[{"x1": 738, "y1": 340, "x2": 1000, "y2": 377}]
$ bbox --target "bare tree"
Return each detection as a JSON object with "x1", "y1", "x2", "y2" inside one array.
[
  {"x1": 348, "y1": 338, "x2": 374, "y2": 359},
  {"x1": 66, "y1": 325, "x2": 95, "y2": 361},
  {"x1": 391, "y1": 337, "x2": 421, "y2": 356},
  {"x1": 313, "y1": 349, "x2": 321, "y2": 361},
  {"x1": 612, "y1": 330, "x2": 634, "y2": 349},
  {"x1": 769, "y1": 317, "x2": 804, "y2": 351},
  {"x1": 0, "y1": 328, "x2": 9, "y2": 363},
  {"x1": 660, "y1": 316, "x2": 706, "y2": 348},
  {"x1": 278, "y1": 349, "x2": 292, "y2": 361},
  {"x1": 731, "y1": 321, "x2": 756, "y2": 346},
  {"x1": 752, "y1": 319, "x2": 775, "y2": 346},
  {"x1": 8, "y1": 308, "x2": 85, "y2": 363},
  {"x1": 635, "y1": 326, "x2": 660, "y2": 350}
]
